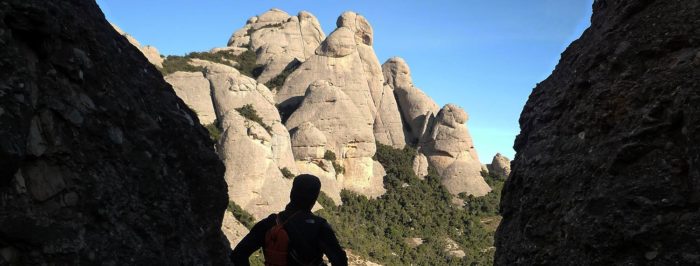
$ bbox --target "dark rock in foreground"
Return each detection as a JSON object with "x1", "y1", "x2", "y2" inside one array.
[
  {"x1": 496, "y1": 0, "x2": 700, "y2": 265},
  {"x1": 0, "y1": 0, "x2": 229, "y2": 264}
]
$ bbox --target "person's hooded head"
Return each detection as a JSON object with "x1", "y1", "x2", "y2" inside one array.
[{"x1": 285, "y1": 174, "x2": 321, "y2": 211}]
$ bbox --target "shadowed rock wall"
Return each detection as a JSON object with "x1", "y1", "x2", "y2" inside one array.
[
  {"x1": 0, "y1": 0, "x2": 229, "y2": 264},
  {"x1": 496, "y1": 0, "x2": 700, "y2": 265}
]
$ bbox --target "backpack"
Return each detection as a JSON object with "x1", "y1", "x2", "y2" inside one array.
[{"x1": 264, "y1": 212, "x2": 298, "y2": 266}]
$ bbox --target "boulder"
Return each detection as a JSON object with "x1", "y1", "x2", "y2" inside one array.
[
  {"x1": 412, "y1": 152, "x2": 429, "y2": 179},
  {"x1": 0, "y1": 0, "x2": 229, "y2": 263},
  {"x1": 496, "y1": 0, "x2": 700, "y2": 265},
  {"x1": 382, "y1": 57, "x2": 439, "y2": 143},
  {"x1": 221, "y1": 212, "x2": 249, "y2": 248},
  {"x1": 190, "y1": 59, "x2": 297, "y2": 173},
  {"x1": 226, "y1": 9, "x2": 325, "y2": 84},
  {"x1": 422, "y1": 104, "x2": 489, "y2": 196},
  {"x1": 218, "y1": 111, "x2": 293, "y2": 220},
  {"x1": 286, "y1": 80, "x2": 385, "y2": 198},
  {"x1": 290, "y1": 122, "x2": 327, "y2": 160},
  {"x1": 441, "y1": 160, "x2": 491, "y2": 197},
  {"x1": 373, "y1": 84, "x2": 407, "y2": 149},
  {"x1": 487, "y1": 153, "x2": 511, "y2": 178},
  {"x1": 278, "y1": 12, "x2": 405, "y2": 148},
  {"x1": 164, "y1": 71, "x2": 217, "y2": 125}
]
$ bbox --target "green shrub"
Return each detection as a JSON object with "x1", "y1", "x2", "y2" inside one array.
[
  {"x1": 159, "y1": 50, "x2": 263, "y2": 78},
  {"x1": 235, "y1": 104, "x2": 272, "y2": 133},
  {"x1": 159, "y1": 55, "x2": 205, "y2": 75},
  {"x1": 264, "y1": 59, "x2": 301, "y2": 90},
  {"x1": 314, "y1": 143, "x2": 503, "y2": 265},
  {"x1": 204, "y1": 122, "x2": 222, "y2": 142},
  {"x1": 227, "y1": 201, "x2": 256, "y2": 229},
  {"x1": 281, "y1": 167, "x2": 295, "y2": 179},
  {"x1": 317, "y1": 191, "x2": 336, "y2": 209},
  {"x1": 332, "y1": 161, "x2": 345, "y2": 175},
  {"x1": 323, "y1": 150, "x2": 337, "y2": 161}
]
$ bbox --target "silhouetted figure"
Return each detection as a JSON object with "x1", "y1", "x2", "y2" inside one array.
[{"x1": 230, "y1": 174, "x2": 348, "y2": 266}]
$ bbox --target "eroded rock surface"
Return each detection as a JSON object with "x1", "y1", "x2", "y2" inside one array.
[
  {"x1": 111, "y1": 23, "x2": 164, "y2": 68},
  {"x1": 218, "y1": 111, "x2": 293, "y2": 220},
  {"x1": 286, "y1": 80, "x2": 385, "y2": 198},
  {"x1": 487, "y1": 153, "x2": 511, "y2": 179},
  {"x1": 0, "y1": 0, "x2": 228, "y2": 264},
  {"x1": 278, "y1": 12, "x2": 406, "y2": 150},
  {"x1": 422, "y1": 104, "x2": 490, "y2": 196},
  {"x1": 164, "y1": 71, "x2": 217, "y2": 125},
  {"x1": 382, "y1": 57, "x2": 439, "y2": 143},
  {"x1": 496, "y1": 0, "x2": 700, "y2": 265},
  {"x1": 226, "y1": 9, "x2": 325, "y2": 84}
]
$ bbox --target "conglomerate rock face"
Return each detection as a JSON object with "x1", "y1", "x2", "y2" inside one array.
[
  {"x1": 0, "y1": 0, "x2": 229, "y2": 264},
  {"x1": 226, "y1": 8, "x2": 326, "y2": 85},
  {"x1": 496, "y1": 0, "x2": 700, "y2": 265},
  {"x1": 165, "y1": 9, "x2": 491, "y2": 220},
  {"x1": 111, "y1": 23, "x2": 164, "y2": 68}
]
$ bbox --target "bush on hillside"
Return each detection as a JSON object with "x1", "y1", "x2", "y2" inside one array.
[
  {"x1": 204, "y1": 122, "x2": 222, "y2": 142},
  {"x1": 281, "y1": 167, "x2": 295, "y2": 179},
  {"x1": 235, "y1": 104, "x2": 272, "y2": 133},
  {"x1": 227, "y1": 201, "x2": 256, "y2": 229},
  {"x1": 264, "y1": 59, "x2": 301, "y2": 90},
  {"x1": 315, "y1": 143, "x2": 504, "y2": 265},
  {"x1": 159, "y1": 55, "x2": 205, "y2": 75},
  {"x1": 158, "y1": 50, "x2": 263, "y2": 78}
]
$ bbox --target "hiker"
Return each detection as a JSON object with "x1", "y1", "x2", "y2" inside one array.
[{"x1": 230, "y1": 174, "x2": 348, "y2": 266}]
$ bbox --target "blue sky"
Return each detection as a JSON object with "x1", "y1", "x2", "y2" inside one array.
[{"x1": 97, "y1": 0, "x2": 593, "y2": 163}]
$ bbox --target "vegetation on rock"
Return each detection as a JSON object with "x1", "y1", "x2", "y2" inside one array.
[
  {"x1": 159, "y1": 50, "x2": 262, "y2": 78},
  {"x1": 235, "y1": 104, "x2": 272, "y2": 133},
  {"x1": 264, "y1": 59, "x2": 301, "y2": 90},
  {"x1": 323, "y1": 150, "x2": 345, "y2": 175},
  {"x1": 227, "y1": 201, "x2": 256, "y2": 230},
  {"x1": 323, "y1": 150, "x2": 337, "y2": 161},
  {"x1": 281, "y1": 167, "x2": 295, "y2": 179},
  {"x1": 160, "y1": 55, "x2": 205, "y2": 75},
  {"x1": 204, "y1": 122, "x2": 222, "y2": 142},
  {"x1": 315, "y1": 143, "x2": 504, "y2": 265}
]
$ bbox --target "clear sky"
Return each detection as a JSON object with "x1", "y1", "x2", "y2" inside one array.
[{"x1": 97, "y1": 0, "x2": 593, "y2": 163}]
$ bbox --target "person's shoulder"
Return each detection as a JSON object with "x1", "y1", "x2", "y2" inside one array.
[{"x1": 307, "y1": 213, "x2": 333, "y2": 228}]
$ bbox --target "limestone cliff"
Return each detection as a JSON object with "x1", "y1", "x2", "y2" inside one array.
[
  {"x1": 496, "y1": 0, "x2": 700, "y2": 264},
  {"x1": 0, "y1": 0, "x2": 229, "y2": 264}
]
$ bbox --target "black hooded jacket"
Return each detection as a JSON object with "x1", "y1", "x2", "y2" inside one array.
[
  {"x1": 230, "y1": 174, "x2": 348, "y2": 266},
  {"x1": 229, "y1": 209, "x2": 347, "y2": 266}
]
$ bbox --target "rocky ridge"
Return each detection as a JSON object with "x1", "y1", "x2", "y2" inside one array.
[
  {"x1": 496, "y1": 0, "x2": 700, "y2": 264},
  {"x1": 161, "y1": 9, "x2": 493, "y2": 220}
]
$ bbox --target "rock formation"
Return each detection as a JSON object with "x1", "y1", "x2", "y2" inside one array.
[
  {"x1": 163, "y1": 9, "x2": 491, "y2": 222},
  {"x1": 286, "y1": 80, "x2": 385, "y2": 199},
  {"x1": 422, "y1": 104, "x2": 490, "y2": 196},
  {"x1": 218, "y1": 110, "x2": 293, "y2": 220},
  {"x1": 226, "y1": 8, "x2": 325, "y2": 85},
  {"x1": 277, "y1": 11, "x2": 406, "y2": 149},
  {"x1": 496, "y1": 0, "x2": 700, "y2": 265},
  {"x1": 487, "y1": 153, "x2": 511, "y2": 178},
  {"x1": 163, "y1": 59, "x2": 299, "y2": 219},
  {"x1": 382, "y1": 57, "x2": 439, "y2": 143},
  {"x1": 164, "y1": 71, "x2": 217, "y2": 125},
  {"x1": 221, "y1": 212, "x2": 249, "y2": 248},
  {"x1": 0, "y1": 0, "x2": 229, "y2": 264},
  {"x1": 192, "y1": 60, "x2": 298, "y2": 173},
  {"x1": 111, "y1": 23, "x2": 164, "y2": 68}
]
